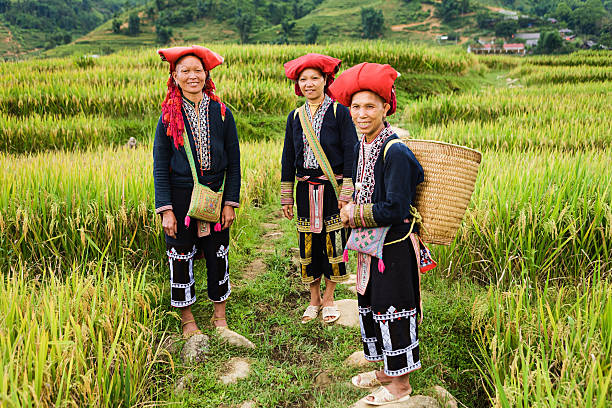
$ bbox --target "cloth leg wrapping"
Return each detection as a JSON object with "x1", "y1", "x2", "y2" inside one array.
[
  {"x1": 167, "y1": 245, "x2": 198, "y2": 307},
  {"x1": 200, "y1": 227, "x2": 231, "y2": 302}
]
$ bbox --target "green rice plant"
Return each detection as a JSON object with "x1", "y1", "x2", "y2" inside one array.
[
  {"x1": 403, "y1": 81, "x2": 612, "y2": 127},
  {"x1": 0, "y1": 114, "x2": 157, "y2": 153},
  {"x1": 526, "y1": 52, "x2": 612, "y2": 67},
  {"x1": 512, "y1": 65, "x2": 612, "y2": 85},
  {"x1": 472, "y1": 271, "x2": 611, "y2": 407},
  {"x1": 0, "y1": 140, "x2": 282, "y2": 267},
  {"x1": 435, "y1": 148, "x2": 612, "y2": 284},
  {"x1": 0, "y1": 262, "x2": 170, "y2": 407},
  {"x1": 408, "y1": 114, "x2": 611, "y2": 151}
]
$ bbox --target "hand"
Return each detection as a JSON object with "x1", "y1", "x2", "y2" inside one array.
[
  {"x1": 221, "y1": 205, "x2": 236, "y2": 230},
  {"x1": 162, "y1": 210, "x2": 177, "y2": 239},
  {"x1": 282, "y1": 204, "x2": 294, "y2": 220},
  {"x1": 340, "y1": 203, "x2": 351, "y2": 227},
  {"x1": 338, "y1": 200, "x2": 348, "y2": 210}
]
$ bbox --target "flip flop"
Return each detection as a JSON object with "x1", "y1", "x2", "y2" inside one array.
[
  {"x1": 301, "y1": 305, "x2": 321, "y2": 324},
  {"x1": 361, "y1": 386, "x2": 411, "y2": 406},
  {"x1": 322, "y1": 305, "x2": 340, "y2": 323},
  {"x1": 351, "y1": 370, "x2": 383, "y2": 389}
]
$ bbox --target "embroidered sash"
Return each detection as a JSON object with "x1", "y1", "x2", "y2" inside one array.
[{"x1": 298, "y1": 105, "x2": 340, "y2": 200}]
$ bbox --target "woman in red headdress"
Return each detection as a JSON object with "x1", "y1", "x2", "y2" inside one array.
[
  {"x1": 331, "y1": 63, "x2": 432, "y2": 405},
  {"x1": 281, "y1": 53, "x2": 358, "y2": 324},
  {"x1": 153, "y1": 45, "x2": 252, "y2": 347}
]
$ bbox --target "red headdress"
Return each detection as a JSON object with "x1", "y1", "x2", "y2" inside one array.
[
  {"x1": 328, "y1": 62, "x2": 399, "y2": 116},
  {"x1": 158, "y1": 45, "x2": 226, "y2": 148},
  {"x1": 284, "y1": 53, "x2": 341, "y2": 97}
]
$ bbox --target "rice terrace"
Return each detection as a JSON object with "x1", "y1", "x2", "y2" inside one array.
[{"x1": 1, "y1": 17, "x2": 611, "y2": 408}]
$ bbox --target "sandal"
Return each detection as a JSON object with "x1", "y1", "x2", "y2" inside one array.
[
  {"x1": 351, "y1": 370, "x2": 383, "y2": 389},
  {"x1": 322, "y1": 305, "x2": 340, "y2": 323},
  {"x1": 210, "y1": 315, "x2": 227, "y2": 327},
  {"x1": 181, "y1": 319, "x2": 202, "y2": 339},
  {"x1": 301, "y1": 305, "x2": 321, "y2": 324},
  {"x1": 361, "y1": 386, "x2": 411, "y2": 406}
]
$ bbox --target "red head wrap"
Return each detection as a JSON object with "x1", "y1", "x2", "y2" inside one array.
[
  {"x1": 284, "y1": 53, "x2": 341, "y2": 97},
  {"x1": 158, "y1": 45, "x2": 226, "y2": 148},
  {"x1": 328, "y1": 62, "x2": 399, "y2": 116}
]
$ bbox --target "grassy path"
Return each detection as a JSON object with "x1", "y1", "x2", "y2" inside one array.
[{"x1": 156, "y1": 205, "x2": 488, "y2": 407}]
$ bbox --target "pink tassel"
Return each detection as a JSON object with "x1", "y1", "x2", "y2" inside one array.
[
  {"x1": 214, "y1": 223, "x2": 222, "y2": 232},
  {"x1": 378, "y1": 259, "x2": 385, "y2": 273},
  {"x1": 343, "y1": 249, "x2": 349, "y2": 263},
  {"x1": 184, "y1": 216, "x2": 191, "y2": 228}
]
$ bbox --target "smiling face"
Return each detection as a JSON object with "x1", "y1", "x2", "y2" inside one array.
[
  {"x1": 350, "y1": 90, "x2": 390, "y2": 141},
  {"x1": 298, "y1": 68, "x2": 326, "y2": 103},
  {"x1": 172, "y1": 55, "x2": 207, "y2": 100}
]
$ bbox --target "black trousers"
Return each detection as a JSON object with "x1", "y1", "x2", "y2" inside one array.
[
  {"x1": 165, "y1": 187, "x2": 231, "y2": 307},
  {"x1": 357, "y1": 230, "x2": 421, "y2": 377}
]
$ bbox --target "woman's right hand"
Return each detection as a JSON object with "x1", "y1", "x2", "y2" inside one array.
[
  {"x1": 282, "y1": 204, "x2": 294, "y2": 220},
  {"x1": 162, "y1": 210, "x2": 178, "y2": 238}
]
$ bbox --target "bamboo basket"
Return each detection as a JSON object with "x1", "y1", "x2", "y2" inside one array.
[{"x1": 402, "y1": 139, "x2": 482, "y2": 246}]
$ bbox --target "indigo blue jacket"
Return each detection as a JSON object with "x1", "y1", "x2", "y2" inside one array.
[
  {"x1": 351, "y1": 134, "x2": 424, "y2": 233},
  {"x1": 153, "y1": 99, "x2": 241, "y2": 213}
]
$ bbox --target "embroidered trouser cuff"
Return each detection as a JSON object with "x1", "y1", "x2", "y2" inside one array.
[
  {"x1": 166, "y1": 228, "x2": 231, "y2": 306},
  {"x1": 167, "y1": 245, "x2": 198, "y2": 307}
]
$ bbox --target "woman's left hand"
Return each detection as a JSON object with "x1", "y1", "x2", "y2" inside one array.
[
  {"x1": 340, "y1": 202, "x2": 352, "y2": 227},
  {"x1": 221, "y1": 205, "x2": 236, "y2": 229}
]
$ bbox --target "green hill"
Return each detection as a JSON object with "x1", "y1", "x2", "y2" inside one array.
[{"x1": 2, "y1": 0, "x2": 611, "y2": 58}]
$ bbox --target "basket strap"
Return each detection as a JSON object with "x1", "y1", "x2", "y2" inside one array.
[
  {"x1": 383, "y1": 138, "x2": 402, "y2": 161},
  {"x1": 383, "y1": 139, "x2": 425, "y2": 235}
]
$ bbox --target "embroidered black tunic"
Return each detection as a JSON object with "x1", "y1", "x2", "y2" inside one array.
[
  {"x1": 153, "y1": 97, "x2": 240, "y2": 307},
  {"x1": 153, "y1": 98, "x2": 241, "y2": 214}
]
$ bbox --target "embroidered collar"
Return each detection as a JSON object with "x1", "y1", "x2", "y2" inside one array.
[
  {"x1": 355, "y1": 124, "x2": 393, "y2": 204},
  {"x1": 183, "y1": 94, "x2": 211, "y2": 174},
  {"x1": 302, "y1": 94, "x2": 333, "y2": 169}
]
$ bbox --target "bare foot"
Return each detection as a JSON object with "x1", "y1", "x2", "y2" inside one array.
[
  {"x1": 374, "y1": 370, "x2": 393, "y2": 383},
  {"x1": 181, "y1": 310, "x2": 201, "y2": 337}
]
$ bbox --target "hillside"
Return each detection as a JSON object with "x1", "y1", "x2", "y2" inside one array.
[{"x1": 2, "y1": 0, "x2": 611, "y2": 58}]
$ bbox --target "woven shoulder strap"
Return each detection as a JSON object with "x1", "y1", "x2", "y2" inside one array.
[{"x1": 297, "y1": 105, "x2": 340, "y2": 199}]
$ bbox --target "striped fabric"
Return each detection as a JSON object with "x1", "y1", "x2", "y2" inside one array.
[{"x1": 281, "y1": 180, "x2": 295, "y2": 205}]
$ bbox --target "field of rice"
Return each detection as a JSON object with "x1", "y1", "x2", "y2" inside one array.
[{"x1": 0, "y1": 44, "x2": 610, "y2": 407}]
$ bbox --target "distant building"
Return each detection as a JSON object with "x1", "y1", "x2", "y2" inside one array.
[
  {"x1": 559, "y1": 28, "x2": 573, "y2": 35},
  {"x1": 468, "y1": 43, "x2": 525, "y2": 55},
  {"x1": 547, "y1": 18, "x2": 558, "y2": 24},
  {"x1": 497, "y1": 9, "x2": 519, "y2": 20},
  {"x1": 503, "y1": 43, "x2": 526, "y2": 55},
  {"x1": 516, "y1": 32, "x2": 540, "y2": 46}
]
